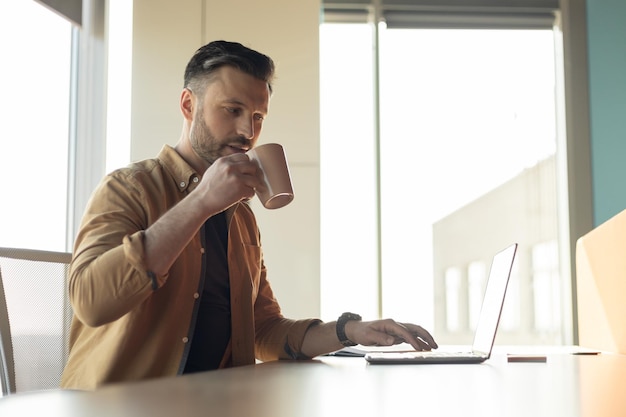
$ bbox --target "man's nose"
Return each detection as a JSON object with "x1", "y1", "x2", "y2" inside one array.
[{"x1": 237, "y1": 117, "x2": 255, "y2": 139}]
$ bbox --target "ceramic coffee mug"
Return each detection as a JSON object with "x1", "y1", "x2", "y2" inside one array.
[{"x1": 246, "y1": 143, "x2": 295, "y2": 209}]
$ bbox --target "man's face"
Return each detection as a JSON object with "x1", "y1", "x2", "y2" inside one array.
[{"x1": 189, "y1": 66, "x2": 270, "y2": 166}]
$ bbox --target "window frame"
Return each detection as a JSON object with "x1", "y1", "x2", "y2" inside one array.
[
  {"x1": 320, "y1": 0, "x2": 592, "y2": 345},
  {"x1": 66, "y1": 0, "x2": 108, "y2": 250}
]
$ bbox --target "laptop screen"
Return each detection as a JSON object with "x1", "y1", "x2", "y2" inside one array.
[{"x1": 471, "y1": 244, "x2": 517, "y2": 356}]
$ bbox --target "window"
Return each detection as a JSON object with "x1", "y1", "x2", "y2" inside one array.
[
  {"x1": 0, "y1": 0, "x2": 73, "y2": 252},
  {"x1": 444, "y1": 267, "x2": 461, "y2": 332},
  {"x1": 467, "y1": 261, "x2": 486, "y2": 330},
  {"x1": 0, "y1": 0, "x2": 126, "y2": 252},
  {"x1": 531, "y1": 240, "x2": 561, "y2": 333},
  {"x1": 320, "y1": 17, "x2": 569, "y2": 345}
]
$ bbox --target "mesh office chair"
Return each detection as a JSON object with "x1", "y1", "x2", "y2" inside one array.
[
  {"x1": 0, "y1": 266, "x2": 15, "y2": 395},
  {"x1": 0, "y1": 247, "x2": 72, "y2": 397}
]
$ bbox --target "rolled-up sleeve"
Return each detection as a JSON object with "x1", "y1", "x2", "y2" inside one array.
[{"x1": 68, "y1": 171, "x2": 169, "y2": 327}]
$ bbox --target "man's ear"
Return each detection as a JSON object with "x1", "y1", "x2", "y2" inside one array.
[{"x1": 180, "y1": 88, "x2": 194, "y2": 121}]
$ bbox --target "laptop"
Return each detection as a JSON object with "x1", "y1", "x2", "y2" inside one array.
[{"x1": 365, "y1": 243, "x2": 518, "y2": 364}]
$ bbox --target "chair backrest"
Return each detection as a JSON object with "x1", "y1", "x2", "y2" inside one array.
[
  {"x1": 576, "y1": 208, "x2": 626, "y2": 354},
  {"x1": 0, "y1": 247, "x2": 72, "y2": 396},
  {"x1": 0, "y1": 267, "x2": 15, "y2": 395}
]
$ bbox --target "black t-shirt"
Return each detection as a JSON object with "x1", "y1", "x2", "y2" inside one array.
[{"x1": 183, "y1": 211, "x2": 231, "y2": 373}]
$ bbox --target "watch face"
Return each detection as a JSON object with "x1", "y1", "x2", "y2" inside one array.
[{"x1": 341, "y1": 313, "x2": 362, "y2": 321}]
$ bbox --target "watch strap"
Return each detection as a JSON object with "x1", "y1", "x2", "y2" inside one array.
[{"x1": 336, "y1": 312, "x2": 362, "y2": 347}]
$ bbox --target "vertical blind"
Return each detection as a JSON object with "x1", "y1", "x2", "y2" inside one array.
[{"x1": 322, "y1": 0, "x2": 559, "y2": 28}]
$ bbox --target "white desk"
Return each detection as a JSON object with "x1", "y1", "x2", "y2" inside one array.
[{"x1": 1, "y1": 351, "x2": 625, "y2": 416}]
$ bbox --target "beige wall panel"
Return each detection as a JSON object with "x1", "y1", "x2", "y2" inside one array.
[{"x1": 131, "y1": 0, "x2": 203, "y2": 161}]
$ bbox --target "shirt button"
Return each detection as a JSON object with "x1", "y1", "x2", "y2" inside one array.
[
  {"x1": 182, "y1": 337, "x2": 189, "y2": 343},
  {"x1": 193, "y1": 293, "x2": 199, "y2": 299},
  {"x1": 179, "y1": 181, "x2": 186, "y2": 188},
  {"x1": 192, "y1": 177, "x2": 199, "y2": 183}
]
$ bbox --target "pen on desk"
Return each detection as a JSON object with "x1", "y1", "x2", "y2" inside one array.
[
  {"x1": 571, "y1": 351, "x2": 601, "y2": 355},
  {"x1": 506, "y1": 354, "x2": 547, "y2": 363}
]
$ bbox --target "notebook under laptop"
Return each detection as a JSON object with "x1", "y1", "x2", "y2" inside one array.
[{"x1": 365, "y1": 243, "x2": 518, "y2": 364}]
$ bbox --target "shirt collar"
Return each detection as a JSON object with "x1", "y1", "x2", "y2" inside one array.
[{"x1": 157, "y1": 144, "x2": 201, "y2": 193}]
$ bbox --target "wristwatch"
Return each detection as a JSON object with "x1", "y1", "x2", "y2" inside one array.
[{"x1": 336, "y1": 312, "x2": 362, "y2": 347}]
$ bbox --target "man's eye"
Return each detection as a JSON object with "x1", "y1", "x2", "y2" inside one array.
[
  {"x1": 254, "y1": 114, "x2": 265, "y2": 121},
  {"x1": 226, "y1": 107, "x2": 241, "y2": 115}
]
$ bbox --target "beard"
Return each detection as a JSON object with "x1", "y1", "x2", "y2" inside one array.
[
  {"x1": 189, "y1": 111, "x2": 223, "y2": 166},
  {"x1": 189, "y1": 107, "x2": 251, "y2": 166}
]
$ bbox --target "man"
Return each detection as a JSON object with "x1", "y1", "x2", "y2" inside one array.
[{"x1": 61, "y1": 40, "x2": 437, "y2": 390}]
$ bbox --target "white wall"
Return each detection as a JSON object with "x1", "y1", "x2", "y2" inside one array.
[{"x1": 131, "y1": 0, "x2": 321, "y2": 319}]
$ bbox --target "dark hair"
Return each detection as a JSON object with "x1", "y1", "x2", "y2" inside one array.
[{"x1": 183, "y1": 40, "x2": 275, "y2": 95}]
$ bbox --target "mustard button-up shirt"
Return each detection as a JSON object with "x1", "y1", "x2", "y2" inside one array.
[{"x1": 61, "y1": 145, "x2": 319, "y2": 390}]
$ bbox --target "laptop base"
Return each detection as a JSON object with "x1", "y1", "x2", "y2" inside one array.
[{"x1": 365, "y1": 351, "x2": 487, "y2": 364}]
